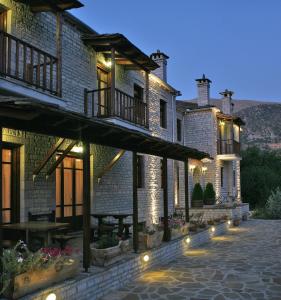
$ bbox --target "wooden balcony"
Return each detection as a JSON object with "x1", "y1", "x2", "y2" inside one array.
[
  {"x1": 85, "y1": 87, "x2": 149, "y2": 128},
  {"x1": 217, "y1": 139, "x2": 240, "y2": 155},
  {"x1": 0, "y1": 30, "x2": 59, "y2": 96}
]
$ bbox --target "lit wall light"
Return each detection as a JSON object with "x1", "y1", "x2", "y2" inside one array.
[
  {"x1": 240, "y1": 127, "x2": 243, "y2": 132},
  {"x1": 202, "y1": 166, "x2": 208, "y2": 175},
  {"x1": 46, "y1": 293, "x2": 56, "y2": 300},
  {"x1": 189, "y1": 165, "x2": 195, "y2": 174},
  {"x1": 72, "y1": 145, "x2": 83, "y2": 153},
  {"x1": 219, "y1": 120, "x2": 225, "y2": 126},
  {"x1": 104, "y1": 60, "x2": 112, "y2": 68},
  {"x1": 143, "y1": 254, "x2": 150, "y2": 262},
  {"x1": 185, "y1": 237, "x2": 191, "y2": 244}
]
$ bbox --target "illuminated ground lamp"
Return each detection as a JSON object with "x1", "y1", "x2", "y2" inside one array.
[
  {"x1": 185, "y1": 236, "x2": 191, "y2": 244},
  {"x1": 227, "y1": 220, "x2": 232, "y2": 226},
  {"x1": 46, "y1": 293, "x2": 56, "y2": 300},
  {"x1": 143, "y1": 254, "x2": 150, "y2": 262},
  {"x1": 211, "y1": 226, "x2": 215, "y2": 233}
]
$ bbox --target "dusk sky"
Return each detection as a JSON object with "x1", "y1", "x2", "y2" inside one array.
[{"x1": 73, "y1": 0, "x2": 281, "y2": 102}]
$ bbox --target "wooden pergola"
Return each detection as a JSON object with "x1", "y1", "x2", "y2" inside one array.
[{"x1": 0, "y1": 100, "x2": 210, "y2": 271}]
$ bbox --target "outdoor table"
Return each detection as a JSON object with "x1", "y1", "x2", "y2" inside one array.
[
  {"x1": 91, "y1": 213, "x2": 133, "y2": 236},
  {"x1": 0, "y1": 221, "x2": 70, "y2": 247}
]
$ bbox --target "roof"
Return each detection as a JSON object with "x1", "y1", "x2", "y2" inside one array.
[
  {"x1": 13, "y1": 0, "x2": 83, "y2": 12},
  {"x1": 0, "y1": 100, "x2": 210, "y2": 162},
  {"x1": 176, "y1": 100, "x2": 213, "y2": 112},
  {"x1": 82, "y1": 33, "x2": 159, "y2": 72},
  {"x1": 217, "y1": 113, "x2": 245, "y2": 126}
]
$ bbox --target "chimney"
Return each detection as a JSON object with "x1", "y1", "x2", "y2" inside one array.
[
  {"x1": 150, "y1": 50, "x2": 169, "y2": 82},
  {"x1": 220, "y1": 89, "x2": 234, "y2": 114},
  {"x1": 195, "y1": 74, "x2": 211, "y2": 107}
]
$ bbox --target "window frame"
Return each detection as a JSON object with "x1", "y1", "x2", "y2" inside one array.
[
  {"x1": 160, "y1": 99, "x2": 167, "y2": 129},
  {"x1": 177, "y1": 118, "x2": 182, "y2": 142}
]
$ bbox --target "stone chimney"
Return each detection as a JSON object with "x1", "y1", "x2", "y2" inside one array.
[
  {"x1": 150, "y1": 50, "x2": 169, "y2": 82},
  {"x1": 195, "y1": 74, "x2": 212, "y2": 107},
  {"x1": 220, "y1": 89, "x2": 234, "y2": 114}
]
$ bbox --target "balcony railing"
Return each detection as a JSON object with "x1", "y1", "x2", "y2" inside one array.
[
  {"x1": 217, "y1": 139, "x2": 240, "y2": 155},
  {"x1": 0, "y1": 30, "x2": 59, "y2": 95},
  {"x1": 85, "y1": 87, "x2": 148, "y2": 128}
]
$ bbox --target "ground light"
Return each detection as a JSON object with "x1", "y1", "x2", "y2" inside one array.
[
  {"x1": 211, "y1": 226, "x2": 215, "y2": 233},
  {"x1": 227, "y1": 220, "x2": 231, "y2": 225},
  {"x1": 143, "y1": 254, "x2": 150, "y2": 262},
  {"x1": 185, "y1": 237, "x2": 191, "y2": 244},
  {"x1": 46, "y1": 293, "x2": 56, "y2": 300}
]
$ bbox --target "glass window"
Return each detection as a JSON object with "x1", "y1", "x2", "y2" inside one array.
[
  {"x1": 160, "y1": 100, "x2": 167, "y2": 128},
  {"x1": 177, "y1": 119, "x2": 182, "y2": 142}
]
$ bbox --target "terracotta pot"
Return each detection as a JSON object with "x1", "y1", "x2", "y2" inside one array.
[
  {"x1": 138, "y1": 231, "x2": 163, "y2": 249},
  {"x1": 91, "y1": 242, "x2": 122, "y2": 267},
  {"x1": 5, "y1": 258, "x2": 79, "y2": 299}
]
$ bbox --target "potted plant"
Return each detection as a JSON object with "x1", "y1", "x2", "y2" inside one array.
[
  {"x1": 1, "y1": 241, "x2": 79, "y2": 299},
  {"x1": 203, "y1": 183, "x2": 216, "y2": 205},
  {"x1": 192, "y1": 183, "x2": 204, "y2": 208},
  {"x1": 189, "y1": 213, "x2": 205, "y2": 232},
  {"x1": 168, "y1": 218, "x2": 189, "y2": 240},
  {"x1": 138, "y1": 223, "x2": 163, "y2": 250},
  {"x1": 91, "y1": 234, "x2": 123, "y2": 267}
]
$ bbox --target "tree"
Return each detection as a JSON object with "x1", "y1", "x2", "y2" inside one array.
[
  {"x1": 192, "y1": 183, "x2": 203, "y2": 208},
  {"x1": 203, "y1": 183, "x2": 216, "y2": 205}
]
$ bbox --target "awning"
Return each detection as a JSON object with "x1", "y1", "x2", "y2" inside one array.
[
  {"x1": 13, "y1": 0, "x2": 83, "y2": 12},
  {"x1": 217, "y1": 113, "x2": 245, "y2": 126},
  {"x1": 82, "y1": 34, "x2": 159, "y2": 72},
  {"x1": 0, "y1": 100, "x2": 210, "y2": 162}
]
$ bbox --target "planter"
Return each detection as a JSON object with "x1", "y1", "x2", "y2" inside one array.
[
  {"x1": 91, "y1": 242, "x2": 122, "y2": 267},
  {"x1": 138, "y1": 231, "x2": 163, "y2": 250},
  {"x1": 170, "y1": 224, "x2": 189, "y2": 240},
  {"x1": 233, "y1": 219, "x2": 241, "y2": 226},
  {"x1": 189, "y1": 224, "x2": 198, "y2": 232},
  {"x1": 120, "y1": 239, "x2": 131, "y2": 253},
  {"x1": 5, "y1": 258, "x2": 79, "y2": 299},
  {"x1": 191, "y1": 199, "x2": 203, "y2": 208}
]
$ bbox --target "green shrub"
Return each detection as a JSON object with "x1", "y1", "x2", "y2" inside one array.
[
  {"x1": 95, "y1": 234, "x2": 119, "y2": 249},
  {"x1": 265, "y1": 187, "x2": 281, "y2": 219},
  {"x1": 192, "y1": 183, "x2": 204, "y2": 207},
  {"x1": 203, "y1": 183, "x2": 216, "y2": 205}
]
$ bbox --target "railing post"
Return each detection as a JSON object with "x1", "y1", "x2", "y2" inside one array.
[{"x1": 110, "y1": 48, "x2": 115, "y2": 117}]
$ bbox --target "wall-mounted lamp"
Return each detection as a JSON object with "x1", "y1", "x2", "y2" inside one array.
[
  {"x1": 219, "y1": 120, "x2": 225, "y2": 126},
  {"x1": 202, "y1": 166, "x2": 208, "y2": 175},
  {"x1": 240, "y1": 127, "x2": 243, "y2": 132},
  {"x1": 46, "y1": 293, "x2": 56, "y2": 300},
  {"x1": 189, "y1": 165, "x2": 196, "y2": 174},
  {"x1": 104, "y1": 60, "x2": 112, "y2": 68},
  {"x1": 143, "y1": 254, "x2": 150, "y2": 262},
  {"x1": 72, "y1": 145, "x2": 83, "y2": 153}
]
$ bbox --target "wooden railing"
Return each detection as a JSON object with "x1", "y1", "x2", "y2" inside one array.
[
  {"x1": 0, "y1": 30, "x2": 59, "y2": 95},
  {"x1": 217, "y1": 139, "x2": 240, "y2": 155},
  {"x1": 84, "y1": 87, "x2": 148, "y2": 128}
]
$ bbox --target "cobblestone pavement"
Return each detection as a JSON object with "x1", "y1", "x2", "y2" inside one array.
[{"x1": 101, "y1": 220, "x2": 281, "y2": 300}]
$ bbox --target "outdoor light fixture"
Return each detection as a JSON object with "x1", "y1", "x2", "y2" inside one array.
[
  {"x1": 72, "y1": 145, "x2": 83, "y2": 153},
  {"x1": 46, "y1": 293, "x2": 56, "y2": 300},
  {"x1": 189, "y1": 165, "x2": 196, "y2": 174},
  {"x1": 202, "y1": 166, "x2": 208, "y2": 174},
  {"x1": 104, "y1": 60, "x2": 112, "y2": 68},
  {"x1": 185, "y1": 237, "x2": 191, "y2": 244},
  {"x1": 143, "y1": 254, "x2": 150, "y2": 262},
  {"x1": 219, "y1": 120, "x2": 225, "y2": 126},
  {"x1": 201, "y1": 158, "x2": 212, "y2": 164},
  {"x1": 211, "y1": 226, "x2": 215, "y2": 233}
]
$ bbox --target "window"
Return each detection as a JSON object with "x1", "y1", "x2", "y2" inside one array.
[
  {"x1": 221, "y1": 167, "x2": 224, "y2": 187},
  {"x1": 134, "y1": 84, "x2": 144, "y2": 101},
  {"x1": 160, "y1": 100, "x2": 167, "y2": 128},
  {"x1": 137, "y1": 155, "x2": 144, "y2": 188},
  {"x1": 233, "y1": 169, "x2": 236, "y2": 187},
  {"x1": 177, "y1": 119, "x2": 182, "y2": 142}
]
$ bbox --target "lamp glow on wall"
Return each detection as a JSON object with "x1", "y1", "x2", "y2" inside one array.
[
  {"x1": 72, "y1": 143, "x2": 83, "y2": 153},
  {"x1": 104, "y1": 60, "x2": 112, "y2": 68},
  {"x1": 189, "y1": 165, "x2": 196, "y2": 174},
  {"x1": 202, "y1": 166, "x2": 208, "y2": 175},
  {"x1": 219, "y1": 120, "x2": 225, "y2": 126}
]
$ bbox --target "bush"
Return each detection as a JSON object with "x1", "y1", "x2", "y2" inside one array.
[
  {"x1": 265, "y1": 187, "x2": 281, "y2": 219},
  {"x1": 192, "y1": 183, "x2": 203, "y2": 207},
  {"x1": 203, "y1": 182, "x2": 216, "y2": 205}
]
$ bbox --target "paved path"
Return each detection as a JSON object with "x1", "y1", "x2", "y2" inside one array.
[{"x1": 102, "y1": 220, "x2": 281, "y2": 300}]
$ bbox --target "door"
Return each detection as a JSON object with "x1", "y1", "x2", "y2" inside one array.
[
  {"x1": 56, "y1": 156, "x2": 83, "y2": 229},
  {"x1": 97, "y1": 67, "x2": 109, "y2": 116},
  {"x1": 1, "y1": 146, "x2": 20, "y2": 225},
  {"x1": 134, "y1": 84, "x2": 144, "y2": 124}
]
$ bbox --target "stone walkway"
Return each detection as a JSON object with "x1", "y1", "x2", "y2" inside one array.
[{"x1": 101, "y1": 220, "x2": 281, "y2": 300}]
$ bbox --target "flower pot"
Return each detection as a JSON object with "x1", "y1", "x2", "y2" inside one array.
[
  {"x1": 4, "y1": 258, "x2": 79, "y2": 299},
  {"x1": 91, "y1": 242, "x2": 122, "y2": 267},
  {"x1": 138, "y1": 231, "x2": 163, "y2": 250}
]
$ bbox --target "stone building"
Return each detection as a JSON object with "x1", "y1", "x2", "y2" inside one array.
[{"x1": 176, "y1": 75, "x2": 245, "y2": 209}]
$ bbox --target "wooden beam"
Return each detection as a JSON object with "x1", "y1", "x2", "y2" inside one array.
[
  {"x1": 184, "y1": 160, "x2": 189, "y2": 222},
  {"x1": 46, "y1": 140, "x2": 77, "y2": 177},
  {"x1": 97, "y1": 150, "x2": 126, "y2": 183},
  {"x1": 132, "y1": 151, "x2": 138, "y2": 253},
  {"x1": 162, "y1": 157, "x2": 169, "y2": 241},
  {"x1": 83, "y1": 142, "x2": 91, "y2": 272},
  {"x1": 145, "y1": 71, "x2": 150, "y2": 128},
  {"x1": 110, "y1": 47, "x2": 115, "y2": 116},
  {"x1": 33, "y1": 138, "x2": 65, "y2": 177}
]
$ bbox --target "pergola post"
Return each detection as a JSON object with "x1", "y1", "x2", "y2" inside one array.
[
  {"x1": 83, "y1": 142, "x2": 91, "y2": 272},
  {"x1": 132, "y1": 151, "x2": 138, "y2": 253},
  {"x1": 145, "y1": 71, "x2": 149, "y2": 128},
  {"x1": 110, "y1": 47, "x2": 115, "y2": 116},
  {"x1": 0, "y1": 127, "x2": 3, "y2": 283},
  {"x1": 163, "y1": 157, "x2": 169, "y2": 241},
  {"x1": 184, "y1": 159, "x2": 190, "y2": 222}
]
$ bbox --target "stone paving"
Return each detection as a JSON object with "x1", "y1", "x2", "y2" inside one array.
[{"x1": 101, "y1": 220, "x2": 281, "y2": 300}]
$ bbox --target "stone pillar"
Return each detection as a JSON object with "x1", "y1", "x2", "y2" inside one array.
[
  {"x1": 150, "y1": 50, "x2": 169, "y2": 82},
  {"x1": 195, "y1": 74, "x2": 212, "y2": 107},
  {"x1": 220, "y1": 89, "x2": 234, "y2": 115}
]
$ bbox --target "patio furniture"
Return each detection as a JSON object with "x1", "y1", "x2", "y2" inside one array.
[
  {"x1": 91, "y1": 213, "x2": 133, "y2": 237},
  {"x1": 0, "y1": 221, "x2": 70, "y2": 247}
]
